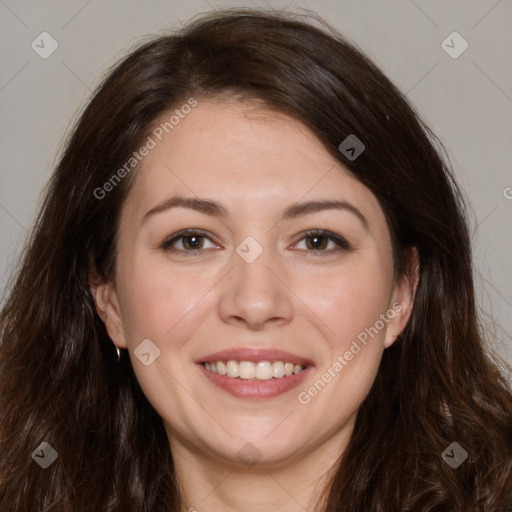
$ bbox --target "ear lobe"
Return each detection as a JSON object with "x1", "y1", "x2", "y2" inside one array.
[
  {"x1": 89, "y1": 273, "x2": 127, "y2": 349},
  {"x1": 384, "y1": 247, "x2": 419, "y2": 349}
]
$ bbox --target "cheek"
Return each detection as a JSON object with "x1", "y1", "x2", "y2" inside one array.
[
  {"x1": 302, "y1": 256, "x2": 394, "y2": 348},
  {"x1": 115, "y1": 262, "x2": 206, "y2": 408},
  {"x1": 296, "y1": 264, "x2": 392, "y2": 428},
  {"x1": 306, "y1": 258, "x2": 394, "y2": 411},
  {"x1": 116, "y1": 254, "x2": 204, "y2": 346}
]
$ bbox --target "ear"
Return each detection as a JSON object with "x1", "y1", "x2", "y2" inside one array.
[
  {"x1": 89, "y1": 271, "x2": 128, "y2": 349},
  {"x1": 384, "y1": 247, "x2": 419, "y2": 349}
]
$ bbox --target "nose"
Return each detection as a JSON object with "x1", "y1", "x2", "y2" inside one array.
[{"x1": 217, "y1": 239, "x2": 295, "y2": 330}]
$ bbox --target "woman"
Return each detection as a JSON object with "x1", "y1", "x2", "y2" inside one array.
[{"x1": 1, "y1": 8, "x2": 511, "y2": 512}]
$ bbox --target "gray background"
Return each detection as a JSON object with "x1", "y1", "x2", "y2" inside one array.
[{"x1": 1, "y1": 0, "x2": 511, "y2": 365}]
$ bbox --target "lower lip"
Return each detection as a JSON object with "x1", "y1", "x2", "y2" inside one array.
[{"x1": 197, "y1": 363, "x2": 312, "y2": 400}]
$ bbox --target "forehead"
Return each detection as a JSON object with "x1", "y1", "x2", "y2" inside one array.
[{"x1": 122, "y1": 99, "x2": 383, "y2": 224}]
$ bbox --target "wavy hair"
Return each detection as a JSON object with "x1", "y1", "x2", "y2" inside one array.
[{"x1": 1, "y1": 8, "x2": 511, "y2": 511}]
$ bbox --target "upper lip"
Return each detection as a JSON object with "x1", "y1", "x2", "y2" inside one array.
[{"x1": 196, "y1": 348, "x2": 313, "y2": 366}]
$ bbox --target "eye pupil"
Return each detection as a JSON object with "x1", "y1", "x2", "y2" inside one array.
[
  {"x1": 184, "y1": 235, "x2": 202, "y2": 249},
  {"x1": 306, "y1": 235, "x2": 327, "y2": 250}
]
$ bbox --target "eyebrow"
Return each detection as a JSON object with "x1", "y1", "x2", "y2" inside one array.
[{"x1": 142, "y1": 195, "x2": 369, "y2": 230}]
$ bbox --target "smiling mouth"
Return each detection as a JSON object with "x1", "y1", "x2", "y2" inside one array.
[
  {"x1": 202, "y1": 360, "x2": 308, "y2": 380},
  {"x1": 196, "y1": 348, "x2": 313, "y2": 399}
]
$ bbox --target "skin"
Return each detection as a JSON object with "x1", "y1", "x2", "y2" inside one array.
[{"x1": 91, "y1": 99, "x2": 417, "y2": 512}]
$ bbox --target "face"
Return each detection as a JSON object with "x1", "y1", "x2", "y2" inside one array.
[{"x1": 92, "y1": 98, "x2": 414, "y2": 469}]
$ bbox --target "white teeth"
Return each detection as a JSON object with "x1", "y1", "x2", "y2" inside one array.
[
  {"x1": 203, "y1": 360, "x2": 307, "y2": 380},
  {"x1": 239, "y1": 361, "x2": 256, "y2": 380},
  {"x1": 256, "y1": 361, "x2": 273, "y2": 380},
  {"x1": 217, "y1": 361, "x2": 227, "y2": 376},
  {"x1": 272, "y1": 361, "x2": 285, "y2": 378},
  {"x1": 226, "y1": 360, "x2": 239, "y2": 378}
]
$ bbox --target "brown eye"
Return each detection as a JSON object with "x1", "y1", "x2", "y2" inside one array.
[
  {"x1": 294, "y1": 230, "x2": 350, "y2": 253},
  {"x1": 161, "y1": 230, "x2": 218, "y2": 253},
  {"x1": 305, "y1": 233, "x2": 329, "y2": 251},
  {"x1": 181, "y1": 234, "x2": 204, "y2": 250}
]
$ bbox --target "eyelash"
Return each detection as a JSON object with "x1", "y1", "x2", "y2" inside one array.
[{"x1": 160, "y1": 228, "x2": 351, "y2": 256}]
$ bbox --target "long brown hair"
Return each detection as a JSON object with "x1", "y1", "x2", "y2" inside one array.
[{"x1": 1, "y1": 8, "x2": 511, "y2": 511}]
